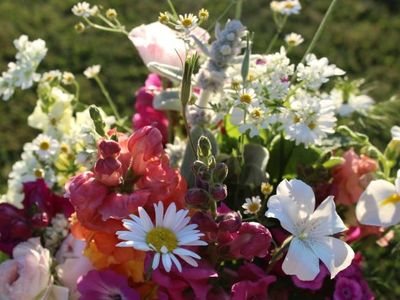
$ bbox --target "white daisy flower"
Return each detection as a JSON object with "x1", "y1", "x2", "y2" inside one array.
[
  {"x1": 71, "y1": 2, "x2": 97, "y2": 17},
  {"x1": 242, "y1": 196, "x2": 262, "y2": 215},
  {"x1": 266, "y1": 179, "x2": 354, "y2": 281},
  {"x1": 116, "y1": 202, "x2": 207, "y2": 272},
  {"x1": 271, "y1": 0, "x2": 301, "y2": 15},
  {"x1": 32, "y1": 134, "x2": 60, "y2": 161},
  {"x1": 231, "y1": 104, "x2": 268, "y2": 137},
  {"x1": 356, "y1": 170, "x2": 400, "y2": 228},
  {"x1": 330, "y1": 88, "x2": 374, "y2": 117},
  {"x1": 285, "y1": 33, "x2": 304, "y2": 47},
  {"x1": 83, "y1": 65, "x2": 101, "y2": 79},
  {"x1": 176, "y1": 14, "x2": 199, "y2": 32},
  {"x1": 296, "y1": 54, "x2": 345, "y2": 90},
  {"x1": 234, "y1": 88, "x2": 259, "y2": 106}
]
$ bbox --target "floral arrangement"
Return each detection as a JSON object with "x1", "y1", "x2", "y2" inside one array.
[{"x1": 0, "y1": 1, "x2": 399, "y2": 299}]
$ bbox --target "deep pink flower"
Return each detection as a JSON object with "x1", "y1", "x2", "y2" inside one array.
[
  {"x1": 292, "y1": 263, "x2": 329, "y2": 291},
  {"x1": 334, "y1": 277, "x2": 362, "y2": 300},
  {"x1": 332, "y1": 149, "x2": 377, "y2": 206},
  {"x1": 0, "y1": 204, "x2": 31, "y2": 255},
  {"x1": 77, "y1": 269, "x2": 140, "y2": 300},
  {"x1": 132, "y1": 74, "x2": 169, "y2": 144},
  {"x1": 231, "y1": 263, "x2": 276, "y2": 300},
  {"x1": 151, "y1": 260, "x2": 218, "y2": 300}
]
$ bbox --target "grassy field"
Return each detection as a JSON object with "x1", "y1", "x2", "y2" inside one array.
[{"x1": 0, "y1": 0, "x2": 399, "y2": 185}]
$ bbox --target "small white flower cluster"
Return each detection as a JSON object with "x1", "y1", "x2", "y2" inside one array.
[
  {"x1": 44, "y1": 213, "x2": 69, "y2": 250},
  {"x1": 270, "y1": 0, "x2": 302, "y2": 15},
  {"x1": 71, "y1": 2, "x2": 98, "y2": 17},
  {"x1": 0, "y1": 35, "x2": 47, "y2": 100}
]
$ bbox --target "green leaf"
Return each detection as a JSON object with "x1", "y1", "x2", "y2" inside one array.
[
  {"x1": 243, "y1": 143, "x2": 269, "y2": 171},
  {"x1": 147, "y1": 62, "x2": 183, "y2": 82},
  {"x1": 322, "y1": 156, "x2": 345, "y2": 168}
]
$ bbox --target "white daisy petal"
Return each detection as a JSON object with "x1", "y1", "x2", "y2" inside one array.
[
  {"x1": 162, "y1": 253, "x2": 172, "y2": 272},
  {"x1": 138, "y1": 207, "x2": 154, "y2": 231},
  {"x1": 152, "y1": 253, "x2": 161, "y2": 270},
  {"x1": 169, "y1": 253, "x2": 182, "y2": 272},
  {"x1": 177, "y1": 254, "x2": 198, "y2": 267},
  {"x1": 154, "y1": 202, "x2": 164, "y2": 227},
  {"x1": 173, "y1": 248, "x2": 201, "y2": 259},
  {"x1": 163, "y1": 202, "x2": 177, "y2": 228}
]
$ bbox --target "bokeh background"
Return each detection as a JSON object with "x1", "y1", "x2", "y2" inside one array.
[{"x1": 0, "y1": 0, "x2": 400, "y2": 296}]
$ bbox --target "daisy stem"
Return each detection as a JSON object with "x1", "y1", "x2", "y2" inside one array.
[
  {"x1": 266, "y1": 236, "x2": 293, "y2": 274},
  {"x1": 266, "y1": 15, "x2": 288, "y2": 54},
  {"x1": 235, "y1": 0, "x2": 243, "y2": 19},
  {"x1": 206, "y1": 0, "x2": 237, "y2": 32},
  {"x1": 298, "y1": 0, "x2": 338, "y2": 66},
  {"x1": 93, "y1": 75, "x2": 122, "y2": 121},
  {"x1": 167, "y1": 0, "x2": 179, "y2": 19}
]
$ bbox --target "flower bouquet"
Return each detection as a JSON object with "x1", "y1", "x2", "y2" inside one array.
[{"x1": 0, "y1": 0, "x2": 399, "y2": 299}]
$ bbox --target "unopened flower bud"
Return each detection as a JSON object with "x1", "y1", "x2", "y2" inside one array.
[
  {"x1": 261, "y1": 182, "x2": 273, "y2": 196},
  {"x1": 75, "y1": 22, "x2": 85, "y2": 33},
  {"x1": 195, "y1": 177, "x2": 209, "y2": 190},
  {"x1": 385, "y1": 140, "x2": 400, "y2": 162},
  {"x1": 106, "y1": 8, "x2": 117, "y2": 20},
  {"x1": 197, "y1": 136, "x2": 212, "y2": 159},
  {"x1": 192, "y1": 160, "x2": 208, "y2": 175},
  {"x1": 99, "y1": 139, "x2": 121, "y2": 158},
  {"x1": 218, "y1": 212, "x2": 242, "y2": 233},
  {"x1": 191, "y1": 211, "x2": 218, "y2": 232},
  {"x1": 185, "y1": 188, "x2": 209, "y2": 209},
  {"x1": 212, "y1": 163, "x2": 228, "y2": 182},
  {"x1": 211, "y1": 184, "x2": 227, "y2": 201}
]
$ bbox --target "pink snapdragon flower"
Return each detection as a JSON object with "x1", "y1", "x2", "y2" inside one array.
[{"x1": 332, "y1": 149, "x2": 377, "y2": 205}]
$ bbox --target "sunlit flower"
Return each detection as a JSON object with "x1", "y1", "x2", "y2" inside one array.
[
  {"x1": 271, "y1": 0, "x2": 302, "y2": 15},
  {"x1": 71, "y1": 2, "x2": 97, "y2": 17},
  {"x1": 231, "y1": 104, "x2": 268, "y2": 137},
  {"x1": 176, "y1": 14, "x2": 199, "y2": 32},
  {"x1": 285, "y1": 32, "x2": 304, "y2": 47},
  {"x1": 83, "y1": 65, "x2": 101, "y2": 78},
  {"x1": 391, "y1": 126, "x2": 400, "y2": 140},
  {"x1": 117, "y1": 202, "x2": 207, "y2": 272},
  {"x1": 330, "y1": 88, "x2": 374, "y2": 117},
  {"x1": 235, "y1": 88, "x2": 259, "y2": 106},
  {"x1": 62, "y1": 72, "x2": 75, "y2": 85},
  {"x1": 356, "y1": 170, "x2": 400, "y2": 227},
  {"x1": 198, "y1": 8, "x2": 209, "y2": 21},
  {"x1": 266, "y1": 179, "x2": 354, "y2": 280},
  {"x1": 242, "y1": 196, "x2": 262, "y2": 215},
  {"x1": 32, "y1": 134, "x2": 59, "y2": 161}
]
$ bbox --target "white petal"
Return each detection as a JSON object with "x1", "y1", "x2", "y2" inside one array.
[
  {"x1": 162, "y1": 253, "x2": 172, "y2": 272},
  {"x1": 183, "y1": 240, "x2": 208, "y2": 246},
  {"x1": 310, "y1": 237, "x2": 354, "y2": 279},
  {"x1": 152, "y1": 253, "x2": 161, "y2": 270},
  {"x1": 154, "y1": 201, "x2": 164, "y2": 227},
  {"x1": 286, "y1": 179, "x2": 316, "y2": 218},
  {"x1": 122, "y1": 220, "x2": 147, "y2": 234},
  {"x1": 282, "y1": 237, "x2": 320, "y2": 281},
  {"x1": 163, "y1": 202, "x2": 177, "y2": 228},
  {"x1": 266, "y1": 195, "x2": 299, "y2": 235},
  {"x1": 177, "y1": 254, "x2": 198, "y2": 267},
  {"x1": 173, "y1": 248, "x2": 201, "y2": 259},
  {"x1": 307, "y1": 196, "x2": 347, "y2": 237},
  {"x1": 138, "y1": 207, "x2": 154, "y2": 231},
  {"x1": 356, "y1": 180, "x2": 400, "y2": 227},
  {"x1": 116, "y1": 231, "x2": 146, "y2": 242},
  {"x1": 230, "y1": 107, "x2": 245, "y2": 125},
  {"x1": 169, "y1": 253, "x2": 182, "y2": 272}
]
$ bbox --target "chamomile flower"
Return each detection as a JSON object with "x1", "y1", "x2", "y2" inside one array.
[
  {"x1": 235, "y1": 88, "x2": 259, "y2": 106},
  {"x1": 176, "y1": 14, "x2": 199, "y2": 32},
  {"x1": 242, "y1": 196, "x2": 262, "y2": 215},
  {"x1": 285, "y1": 33, "x2": 304, "y2": 47},
  {"x1": 62, "y1": 72, "x2": 75, "y2": 85},
  {"x1": 271, "y1": 0, "x2": 302, "y2": 15},
  {"x1": 231, "y1": 105, "x2": 268, "y2": 137},
  {"x1": 116, "y1": 202, "x2": 207, "y2": 272},
  {"x1": 83, "y1": 65, "x2": 101, "y2": 78},
  {"x1": 32, "y1": 134, "x2": 60, "y2": 161},
  {"x1": 71, "y1": 2, "x2": 97, "y2": 17},
  {"x1": 330, "y1": 88, "x2": 374, "y2": 117}
]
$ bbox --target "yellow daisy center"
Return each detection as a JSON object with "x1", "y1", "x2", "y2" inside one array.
[
  {"x1": 240, "y1": 93, "x2": 252, "y2": 104},
  {"x1": 250, "y1": 108, "x2": 263, "y2": 119},
  {"x1": 181, "y1": 18, "x2": 193, "y2": 28},
  {"x1": 284, "y1": 2, "x2": 296, "y2": 9},
  {"x1": 380, "y1": 193, "x2": 400, "y2": 206},
  {"x1": 40, "y1": 141, "x2": 50, "y2": 151},
  {"x1": 293, "y1": 115, "x2": 301, "y2": 123},
  {"x1": 248, "y1": 202, "x2": 260, "y2": 213},
  {"x1": 146, "y1": 227, "x2": 178, "y2": 252},
  {"x1": 60, "y1": 144, "x2": 69, "y2": 153},
  {"x1": 308, "y1": 122, "x2": 317, "y2": 129},
  {"x1": 34, "y1": 168, "x2": 45, "y2": 178}
]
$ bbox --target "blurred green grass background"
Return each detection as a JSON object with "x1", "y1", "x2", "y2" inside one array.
[{"x1": 1, "y1": 0, "x2": 399, "y2": 187}]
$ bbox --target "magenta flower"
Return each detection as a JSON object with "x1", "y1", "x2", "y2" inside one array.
[
  {"x1": 292, "y1": 263, "x2": 329, "y2": 291},
  {"x1": 77, "y1": 269, "x2": 140, "y2": 300},
  {"x1": 132, "y1": 73, "x2": 169, "y2": 144},
  {"x1": 334, "y1": 277, "x2": 363, "y2": 300}
]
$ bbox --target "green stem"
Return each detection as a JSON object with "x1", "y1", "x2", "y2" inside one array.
[
  {"x1": 298, "y1": 0, "x2": 338, "y2": 66},
  {"x1": 73, "y1": 80, "x2": 80, "y2": 103},
  {"x1": 93, "y1": 75, "x2": 121, "y2": 121},
  {"x1": 266, "y1": 15, "x2": 288, "y2": 53},
  {"x1": 235, "y1": 0, "x2": 243, "y2": 19},
  {"x1": 167, "y1": 0, "x2": 179, "y2": 19},
  {"x1": 206, "y1": 0, "x2": 237, "y2": 32},
  {"x1": 84, "y1": 17, "x2": 128, "y2": 35}
]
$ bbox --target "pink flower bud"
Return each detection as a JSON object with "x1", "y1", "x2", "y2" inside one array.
[
  {"x1": 94, "y1": 157, "x2": 122, "y2": 176},
  {"x1": 99, "y1": 139, "x2": 121, "y2": 158},
  {"x1": 185, "y1": 188, "x2": 209, "y2": 209},
  {"x1": 211, "y1": 184, "x2": 227, "y2": 201},
  {"x1": 218, "y1": 212, "x2": 241, "y2": 233},
  {"x1": 191, "y1": 211, "x2": 218, "y2": 232}
]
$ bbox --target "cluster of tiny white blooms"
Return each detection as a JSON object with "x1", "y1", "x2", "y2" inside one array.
[
  {"x1": 31, "y1": 134, "x2": 60, "y2": 162},
  {"x1": 41, "y1": 70, "x2": 62, "y2": 82},
  {"x1": 329, "y1": 88, "x2": 374, "y2": 117},
  {"x1": 285, "y1": 32, "x2": 304, "y2": 47},
  {"x1": 296, "y1": 54, "x2": 345, "y2": 90},
  {"x1": 71, "y1": 2, "x2": 98, "y2": 17},
  {"x1": 44, "y1": 213, "x2": 69, "y2": 250},
  {"x1": 242, "y1": 196, "x2": 262, "y2": 215},
  {"x1": 165, "y1": 137, "x2": 187, "y2": 168},
  {"x1": 83, "y1": 64, "x2": 101, "y2": 78},
  {"x1": 117, "y1": 202, "x2": 207, "y2": 272},
  {"x1": 280, "y1": 89, "x2": 337, "y2": 146},
  {"x1": 175, "y1": 13, "x2": 199, "y2": 32},
  {"x1": 0, "y1": 35, "x2": 47, "y2": 100},
  {"x1": 196, "y1": 20, "x2": 247, "y2": 97},
  {"x1": 270, "y1": 0, "x2": 302, "y2": 15}
]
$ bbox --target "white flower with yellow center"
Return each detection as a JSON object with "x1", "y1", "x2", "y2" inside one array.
[
  {"x1": 234, "y1": 88, "x2": 259, "y2": 106},
  {"x1": 116, "y1": 202, "x2": 207, "y2": 272},
  {"x1": 176, "y1": 14, "x2": 199, "y2": 32},
  {"x1": 71, "y1": 2, "x2": 97, "y2": 17},
  {"x1": 242, "y1": 196, "x2": 262, "y2": 215},
  {"x1": 83, "y1": 65, "x2": 101, "y2": 79},
  {"x1": 266, "y1": 179, "x2": 354, "y2": 281},
  {"x1": 356, "y1": 170, "x2": 400, "y2": 227},
  {"x1": 231, "y1": 104, "x2": 268, "y2": 137},
  {"x1": 285, "y1": 33, "x2": 304, "y2": 47},
  {"x1": 32, "y1": 134, "x2": 59, "y2": 161},
  {"x1": 271, "y1": 0, "x2": 301, "y2": 15}
]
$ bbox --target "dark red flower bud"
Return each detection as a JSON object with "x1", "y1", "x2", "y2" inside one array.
[
  {"x1": 185, "y1": 188, "x2": 209, "y2": 209},
  {"x1": 218, "y1": 211, "x2": 242, "y2": 233},
  {"x1": 99, "y1": 139, "x2": 121, "y2": 158},
  {"x1": 212, "y1": 163, "x2": 228, "y2": 182},
  {"x1": 191, "y1": 211, "x2": 218, "y2": 232},
  {"x1": 211, "y1": 184, "x2": 227, "y2": 201},
  {"x1": 94, "y1": 157, "x2": 122, "y2": 176}
]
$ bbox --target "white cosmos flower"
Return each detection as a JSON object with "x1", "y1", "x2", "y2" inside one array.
[
  {"x1": 356, "y1": 171, "x2": 400, "y2": 227},
  {"x1": 83, "y1": 65, "x2": 101, "y2": 78},
  {"x1": 116, "y1": 202, "x2": 207, "y2": 272},
  {"x1": 242, "y1": 196, "x2": 262, "y2": 215},
  {"x1": 265, "y1": 179, "x2": 354, "y2": 281},
  {"x1": 391, "y1": 126, "x2": 400, "y2": 141}
]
